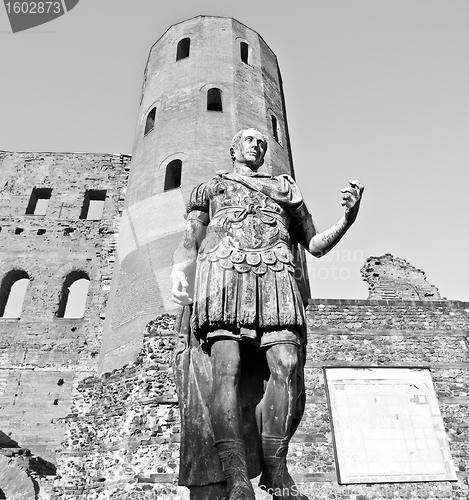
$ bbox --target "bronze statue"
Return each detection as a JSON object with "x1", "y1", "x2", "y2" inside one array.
[{"x1": 172, "y1": 129, "x2": 363, "y2": 500}]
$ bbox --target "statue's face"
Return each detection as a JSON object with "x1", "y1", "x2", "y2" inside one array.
[{"x1": 233, "y1": 129, "x2": 267, "y2": 169}]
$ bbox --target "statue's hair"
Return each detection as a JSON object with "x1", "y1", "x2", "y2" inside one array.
[{"x1": 230, "y1": 128, "x2": 268, "y2": 161}]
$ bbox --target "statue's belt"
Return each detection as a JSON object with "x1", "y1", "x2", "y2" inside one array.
[{"x1": 210, "y1": 204, "x2": 287, "y2": 226}]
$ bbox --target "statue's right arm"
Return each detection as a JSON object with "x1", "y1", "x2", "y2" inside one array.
[{"x1": 171, "y1": 210, "x2": 208, "y2": 306}]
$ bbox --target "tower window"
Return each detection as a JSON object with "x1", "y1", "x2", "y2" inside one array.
[
  {"x1": 271, "y1": 114, "x2": 282, "y2": 145},
  {"x1": 240, "y1": 42, "x2": 250, "y2": 64},
  {"x1": 79, "y1": 190, "x2": 106, "y2": 220},
  {"x1": 207, "y1": 88, "x2": 222, "y2": 112},
  {"x1": 176, "y1": 38, "x2": 191, "y2": 61},
  {"x1": 56, "y1": 271, "x2": 90, "y2": 319},
  {"x1": 25, "y1": 187, "x2": 52, "y2": 215},
  {"x1": 0, "y1": 270, "x2": 29, "y2": 318},
  {"x1": 164, "y1": 160, "x2": 182, "y2": 191},
  {"x1": 144, "y1": 107, "x2": 156, "y2": 136}
]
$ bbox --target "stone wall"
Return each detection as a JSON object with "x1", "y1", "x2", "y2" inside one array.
[
  {"x1": 289, "y1": 298, "x2": 469, "y2": 499},
  {"x1": 50, "y1": 315, "x2": 181, "y2": 500},
  {"x1": 0, "y1": 151, "x2": 130, "y2": 465},
  {"x1": 49, "y1": 295, "x2": 469, "y2": 500}
]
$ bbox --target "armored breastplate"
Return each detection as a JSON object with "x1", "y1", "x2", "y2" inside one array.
[{"x1": 198, "y1": 177, "x2": 295, "y2": 274}]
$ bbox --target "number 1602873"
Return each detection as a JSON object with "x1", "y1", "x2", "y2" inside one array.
[{"x1": 5, "y1": 2, "x2": 62, "y2": 14}]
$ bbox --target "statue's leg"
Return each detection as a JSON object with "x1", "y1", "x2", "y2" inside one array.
[
  {"x1": 262, "y1": 343, "x2": 298, "y2": 437},
  {"x1": 211, "y1": 339, "x2": 255, "y2": 500},
  {"x1": 260, "y1": 343, "x2": 308, "y2": 500}
]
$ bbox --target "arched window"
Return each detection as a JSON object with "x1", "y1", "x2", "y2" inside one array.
[
  {"x1": 271, "y1": 114, "x2": 282, "y2": 145},
  {"x1": 207, "y1": 88, "x2": 222, "y2": 112},
  {"x1": 144, "y1": 107, "x2": 156, "y2": 136},
  {"x1": 176, "y1": 38, "x2": 190, "y2": 61},
  {"x1": 164, "y1": 160, "x2": 182, "y2": 191},
  {"x1": 240, "y1": 41, "x2": 251, "y2": 65},
  {"x1": 57, "y1": 271, "x2": 90, "y2": 319},
  {"x1": 0, "y1": 270, "x2": 29, "y2": 318}
]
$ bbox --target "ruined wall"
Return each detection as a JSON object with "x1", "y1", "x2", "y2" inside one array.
[
  {"x1": 0, "y1": 151, "x2": 130, "y2": 465},
  {"x1": 362, "y1": 254, "x2": 442, "y2": 301}
]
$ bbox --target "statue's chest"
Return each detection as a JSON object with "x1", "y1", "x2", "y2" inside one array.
[{"x1": 208, "y1": 180, "x2": 290, "y2": 250}]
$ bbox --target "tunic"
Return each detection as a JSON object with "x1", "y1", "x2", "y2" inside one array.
[{"x1": 187, "y1": 170, "x2": 313, "y2": 345}]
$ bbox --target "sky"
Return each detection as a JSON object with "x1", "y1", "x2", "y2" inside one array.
[{"x1": 0, "y1": 0, "x2": 468, "y2": 301}]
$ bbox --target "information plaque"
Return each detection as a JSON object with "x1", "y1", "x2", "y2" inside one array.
[{"x1": 324, "y1": 368, "x2": 457, "y2": 484}]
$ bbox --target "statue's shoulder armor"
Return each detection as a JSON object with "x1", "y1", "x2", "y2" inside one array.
[
  {"x1": 276, "y1": 173, "x2": 295, "y2": 182},
  {"x1": 187, "y1": 183, "x2": 209, "y2": 214},
  {"x1": 186, "y1": 171, "x2": 230, "y2": 214},
  {"x1": 207, "y1": 170, "x2": 230, "y2": 195}
]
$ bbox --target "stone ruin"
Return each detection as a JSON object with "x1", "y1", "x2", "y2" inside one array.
[{"x1": 361, "y1": 253, "x2": 443, "y2": 301}]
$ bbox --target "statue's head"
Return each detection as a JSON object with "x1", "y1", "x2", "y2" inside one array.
[{"x1": 230, "y1": 128, "x2": 268, "y2": 170}]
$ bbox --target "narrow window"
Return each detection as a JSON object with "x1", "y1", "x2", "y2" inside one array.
[
  {"x1": 0, "y1": 270, "x2": 29, "y2": 318},
  {"x1": 25, "y1": 187, "x2": 52, "y2": 215},
  {"x1": 141, "y1": 72, "x2": 147, "y2": 104},
  {"x1": 207, "y1": 88, "x2": 222, "y2": 112},
  {"x1": 79, "y1": 190, "x2": 106, "y2": 220},
  {"x1": 56, "y1": 271, "x2": 90, "y2": 319},
  {"x1": 164, "y1": 160, "x2": 182, "y2": 191},
  {"x1": 176, "y1": 38, "x2": 190, "y2": 61},
  {"x1": 240, "y1": 42, "x2": 250, "y2": 64},
  {"x1": 144, "y1": 107, "x2": 156, "y2": 136},
  {"x1": 271, "y1": 114, "x2": 281, "y2": 144}
]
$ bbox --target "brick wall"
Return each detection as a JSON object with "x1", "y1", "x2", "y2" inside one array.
[
  {"x1": 0, "y1": 151, "x2": 130, "y2": 465},
  {"x1": 49, "y1": 295, "x2": 469, "y2": 500},
  {"x1": 51, "y1": 316, "x2": 181, "y2": 500},
  {"x1": 290, "y1": 298, "x2": 469, "y2": 499}
]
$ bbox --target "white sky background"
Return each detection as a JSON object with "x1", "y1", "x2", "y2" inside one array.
[{"x1": 0, "y1": 0, "x2": 468, "y2": 301}]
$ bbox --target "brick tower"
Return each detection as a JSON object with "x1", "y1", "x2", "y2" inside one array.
[{"x1": 99, "y1": 16, "x2": 308, "y2": 374}]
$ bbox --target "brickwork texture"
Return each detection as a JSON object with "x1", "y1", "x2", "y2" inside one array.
[
  {"x1": 48, "y1": 292, "x2": 469, "y2": 500},
  {"x1": 0, "y1": 151, "x2": 130, "y2": 466}
]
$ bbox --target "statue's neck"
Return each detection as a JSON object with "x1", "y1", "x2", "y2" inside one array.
[{"x1": 233, "y1": 163, "x2": 268, "y2": 177}]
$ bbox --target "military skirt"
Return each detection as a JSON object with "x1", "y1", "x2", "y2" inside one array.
[{"x1": 191, "y1": 241, "x2": 306, "y2": 345}]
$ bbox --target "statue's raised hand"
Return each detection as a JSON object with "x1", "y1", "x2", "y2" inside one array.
[{"x1": 341, "y1": 180, "x2": 364, "y2": 224}]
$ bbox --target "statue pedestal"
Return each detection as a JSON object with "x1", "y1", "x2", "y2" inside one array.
[{"x1": 189, "y1": 483, "x2": 228, "y2": 500}]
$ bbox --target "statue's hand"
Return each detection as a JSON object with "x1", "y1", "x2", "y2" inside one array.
[
  {"x1": 171, "y1": 270, "x2": 193, "y2": 306},
  {"x1": 341, "y1": 180, "x2": 364, "y2": 224}
]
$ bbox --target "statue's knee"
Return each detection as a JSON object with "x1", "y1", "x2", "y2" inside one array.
[
  {"x1": 214, "y1": 359, "x2": 241, "y2": 380},
  {"x1": 211, "y1": 339, "x2": 241, "y2": 381},
  {"x1": 268, "y1": 345, "x2": 298, "y2": 379}
]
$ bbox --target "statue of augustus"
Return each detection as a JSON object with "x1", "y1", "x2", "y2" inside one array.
[{"x1": 172, "y1": 128, "x2": 363, "y2": 500}]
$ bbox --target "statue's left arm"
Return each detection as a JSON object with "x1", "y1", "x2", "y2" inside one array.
[{"x1": 293, "y1": 180, "x2": 364, "y2": 258}]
